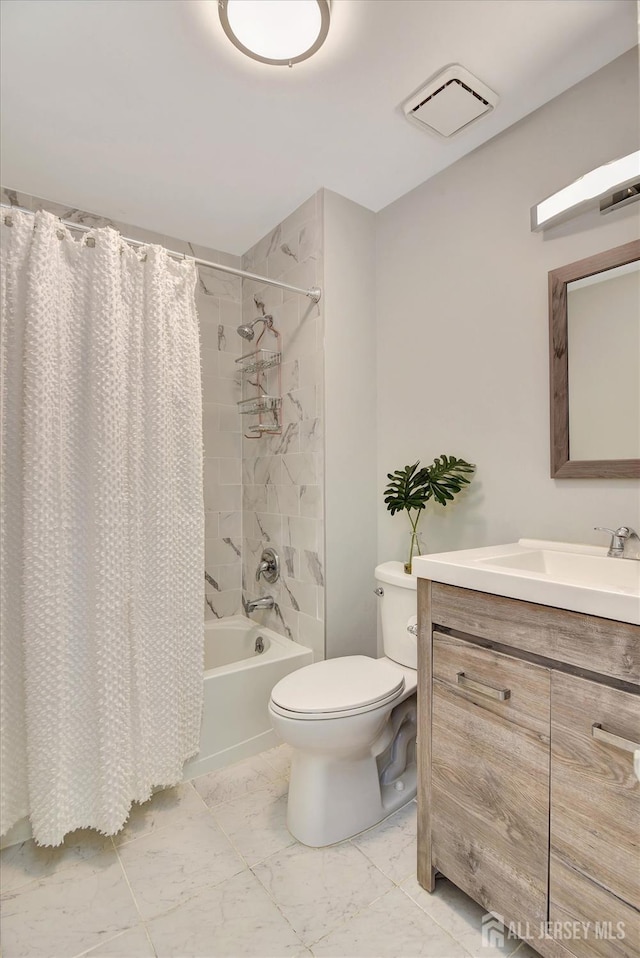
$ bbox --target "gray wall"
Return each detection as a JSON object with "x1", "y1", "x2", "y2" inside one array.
[
  {"x1": 323, "y1": 190, "x2": 377, "y2": 658},
  {"x1": 376, "y1": 48, "x2": 640, "y2": 564}
]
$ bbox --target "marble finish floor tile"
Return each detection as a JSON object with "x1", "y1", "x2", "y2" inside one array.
[
  {"x1": 261, "y1": 742, "x2": 293, "y2": 779},
  {"x1": 352, "y1": 800, "x2": 418, "y2": 885},
  {"x1": 193, "y1": 753, "x2": 278, "y2": 807},
  {"x1": 0, "y1": 848, "x2": 139, "y2": 958},
  {"x1": 212, "y1": 778, "x2": 294, "y2": 865},
  {"x1": 401, "y1": 875, "x2": 523, "y2": 957},
  {"x1": 252, "y1": 840, "x2": 394, "y2": 946},
  {"x1": 147, "y1": 868, "x2": 309, "y2": 957},
  {"x1": 0, "y1": 828, "x2": 112, "y2": 894},
  {"x1": 80, "y1": 924, "x2": 156, "y2": 957},
  {"x1": 1, "y1": 742, "x2": 544, "y2": 958},
  {"x1": 113, "y1": 781, "x2": 206, "y2": 847},
  {"x1": 311, "y1": 885, "x2": 470, "y2": 957},
  {"x1": 116, "y1": 809, "x2": 246, "y2": 921}
]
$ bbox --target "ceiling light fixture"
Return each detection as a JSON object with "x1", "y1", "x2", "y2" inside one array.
[
  {"x1": 218, "y1": 0, "x2": 331, "y2": 67},
  {"x1": 531, "y1": 151, "x2": 640, "y2": 231}
]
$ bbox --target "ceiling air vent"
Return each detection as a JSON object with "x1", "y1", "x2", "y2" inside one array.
[{"x1": 403, "y1": 64, "x2": 498, "y2": 138}]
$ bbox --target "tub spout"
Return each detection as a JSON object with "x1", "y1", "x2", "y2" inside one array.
[{"x1": 246, "y1": 595, "x2": 275, "y2": 613}]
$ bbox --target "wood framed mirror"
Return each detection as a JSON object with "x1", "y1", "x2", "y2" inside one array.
[{"x1": 549, "y1": 239, "x2": 640, "y2": 479}]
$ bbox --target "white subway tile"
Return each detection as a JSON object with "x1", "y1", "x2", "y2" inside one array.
[
  {"x1": 279, "y1": 577, "x2": 317, "y2": 617},
  {"x1": 205, "y1": 537, "x2": 242, "y2": 567},
  {"x1": 218, "y1": 404, "x2": 240, "y2": 433},
  {"x1": 254, "y1": 512, "x2": 282, "y2": 545},
  {"x1": 267, "y1": 484, "x2": 299, "y2": 517},
  {"x1": 219, "y1": 511, "x2": 242, "y2": 538},
  {"x1": 283, "y1": 515, "x2": 318, "y2": 552},
  {"x1": 242, "y1": 484, "x2": 269, "y2": 512},
  {"x1": 219, "y1": 458, "x2": 242, "y2": 485},
  {"x1": 281, "y1": 453, "x2": 317, "y2": 486},
  {"x1": 205, "y1": 511, "x2": 219, "y2": 540},
  {"x1": 299, "y1": 484, "x2": 322, "y2": 518},
  {"x1": 254, "y1": 455, "x2": 282, "y2": 485},
  {"x1": 298, "y1": 613, "x2": 325, "y2": 661}
]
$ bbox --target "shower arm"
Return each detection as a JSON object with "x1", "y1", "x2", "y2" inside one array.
[
  {"x1": 236, "y1": 315, "x2": 277, "y2": 343},
  {"x1": 254, "y1": 315, "x2": 276, "y2": 347}
]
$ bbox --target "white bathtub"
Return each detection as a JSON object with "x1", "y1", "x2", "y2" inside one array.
[
  {"x1": 0, "y1": 616, "x2": 311, "y2": 849},
  {"x1": 182, "y1": 615, "x2": 313, "y2": 780}
]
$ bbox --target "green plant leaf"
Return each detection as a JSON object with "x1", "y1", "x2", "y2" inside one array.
[
  {"x1": 383, "y1": 462, "x2": 431, "y2": 515},
  {"x1": 419, "y1": 455, "x2": 475, "y2": 508},
  {"x1": 383, "y1": 455, "x2": 475, "y2": 516}
]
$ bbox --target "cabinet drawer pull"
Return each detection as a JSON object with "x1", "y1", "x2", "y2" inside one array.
[
  {"x1": 456, "y1": 671, "x2": 511, "y2": 701},
  {"x1": 591, "y1": 723, "x2": 640, "y2": 754}
]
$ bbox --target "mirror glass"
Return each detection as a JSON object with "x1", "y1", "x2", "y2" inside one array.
[
  {"x1": 549, "y1": 240, "x2": 640, "y2": 479},
  {"x1": 567, "y1": 261, "x2": 640, "y2": 460}
]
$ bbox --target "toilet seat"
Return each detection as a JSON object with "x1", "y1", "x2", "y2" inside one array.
[{"x1": 270, "y1": 655, "x2": 405, "y2": 721}]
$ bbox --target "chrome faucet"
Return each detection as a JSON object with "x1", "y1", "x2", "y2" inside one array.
[
  {"x1": 594, "y1": 526, "x2": 640, "y2": 559},
  {"x1": 246, "y1": 595, "x2": 275, "y2": 613}
]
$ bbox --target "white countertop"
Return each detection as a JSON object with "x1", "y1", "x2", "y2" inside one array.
[{"x1": 412, "y1": 538, "x2": 640, "y2": 625}]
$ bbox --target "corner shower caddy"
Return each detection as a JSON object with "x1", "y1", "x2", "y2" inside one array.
[{"x1": 236, "y1": 346, "x2": 282, "y2": 437}]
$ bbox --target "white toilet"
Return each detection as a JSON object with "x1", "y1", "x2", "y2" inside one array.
[{"x1": 268, "y1": 561, "x2": 418, "y2": 847}]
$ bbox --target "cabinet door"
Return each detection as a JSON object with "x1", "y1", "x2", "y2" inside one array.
[
  {"x1": 550, "y1": 671, "x2": 640, "y2": 958},
  {"x1": 431, "y1": 632, "x2": 551, "y2": 931}
]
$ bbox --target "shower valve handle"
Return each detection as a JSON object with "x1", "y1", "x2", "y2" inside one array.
[{"x1": 256, "y1": 547, "x2": 279, "y2": 584}]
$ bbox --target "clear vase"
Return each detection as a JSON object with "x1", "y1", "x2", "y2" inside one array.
[{"x1": 405, "y1": 530, "x2": 426, "y2": 574}]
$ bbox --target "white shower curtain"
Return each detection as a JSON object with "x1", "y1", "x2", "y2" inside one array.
[{"x1": 0, "y1": 210, "x2": 204, "y2": 846}]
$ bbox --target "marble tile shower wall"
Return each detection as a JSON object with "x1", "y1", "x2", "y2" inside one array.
[
  {"x1": 199, "y1": 266, "x2": 244, "y2": 621},
  {"x1": 0, "y1": 187, "x2": 244, "y2": 621},
  {"x1": 240, "y1": 192, "x2": 325, "y2": 661}
]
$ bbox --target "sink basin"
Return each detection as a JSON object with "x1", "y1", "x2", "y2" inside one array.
[
  {"x1": 476, "y1": 549, "x2": 640, "y2": 591},
  {"x1": 412, "y1": 538, "x2": 640, "y2": 624}
]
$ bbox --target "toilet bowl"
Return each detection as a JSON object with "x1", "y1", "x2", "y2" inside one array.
[{"x1": 268, "y1": 561, "x2": 418, "y2": 847}]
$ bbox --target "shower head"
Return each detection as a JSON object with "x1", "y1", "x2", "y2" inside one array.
[
  {"x1": 237, "y1": 323, "x2": 256, "y2": 341},
  {"x1": 236, "y1": 315, "x2": 273, "y2": 341}
]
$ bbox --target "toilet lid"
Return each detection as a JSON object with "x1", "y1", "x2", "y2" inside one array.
[{"x1": 270, "y1": 655, "x2": 405, "y2": 715}]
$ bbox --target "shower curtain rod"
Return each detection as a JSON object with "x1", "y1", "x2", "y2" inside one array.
[{"x1": 0, "y1": 203, "x2": 322, "y2": 304}]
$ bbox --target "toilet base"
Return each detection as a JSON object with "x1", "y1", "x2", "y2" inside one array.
[{"x1": 286, "y1": 749, "x2": 417, "y2": 847}]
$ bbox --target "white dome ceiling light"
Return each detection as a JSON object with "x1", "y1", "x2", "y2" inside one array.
[{"x1": 218, "y1": 0, "x2": 331, "y2": 67}]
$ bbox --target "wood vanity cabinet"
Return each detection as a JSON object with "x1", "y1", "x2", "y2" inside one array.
[
  {"x1": 417, "y1": 580, "x2": 640, "y2": 958},
  {"x1": 431, "y1": 632, "x2": 551, "y2": 930},
  {"x1": 549, "y1": 672, "x2": 640, "y2": 958}
]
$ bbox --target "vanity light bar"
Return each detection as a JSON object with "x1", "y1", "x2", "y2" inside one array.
[
  {"x1": 531, "y1": 151, "x2": 640, "y2": 231},
  {"x1": 600, "y1": 183, "x2": 640, "y2": 215}
]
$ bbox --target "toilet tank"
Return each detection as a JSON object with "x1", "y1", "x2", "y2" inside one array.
[{"x1": 375, "y1": 561, "x2": 418, "y2": 669}]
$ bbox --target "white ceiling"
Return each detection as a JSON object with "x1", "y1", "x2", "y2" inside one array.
[{"x1": 1, "y1": 0, "x2": 637, "y2": 254}]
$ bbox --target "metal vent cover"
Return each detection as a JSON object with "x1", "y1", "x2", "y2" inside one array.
[{"x1": 403, "y1": 64, "x2": 498, "y2": 138}]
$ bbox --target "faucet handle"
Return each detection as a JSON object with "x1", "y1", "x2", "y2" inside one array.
[
  {"x1": 255, "y1": 547, "x2": 279, "y2": 583},
  {"x1": 594, "y1": 525, "x2": 639, "y2": 559},
  {"x1": 595, "y1": 526, "x2": 637, "y2": 539},
  {"x1": 614, "y1": 526, "x2": 637, "y2": 539}
]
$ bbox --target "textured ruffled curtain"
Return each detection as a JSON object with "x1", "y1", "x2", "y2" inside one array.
[{"x1": 0, "y1": 210, "x2": 204, "y2": 846}]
